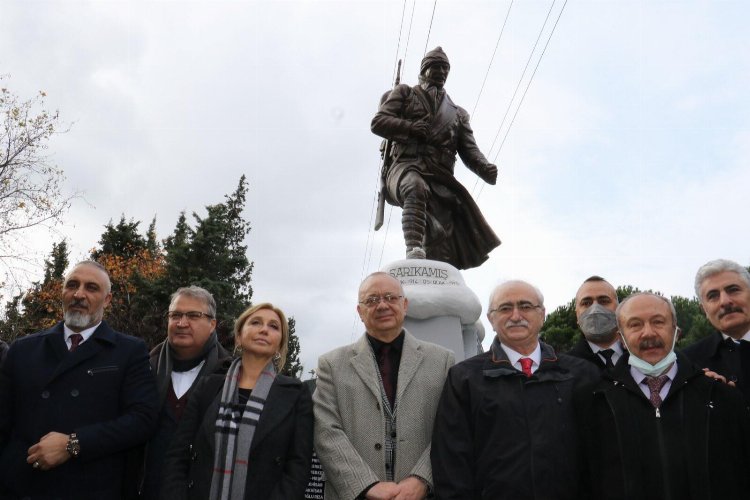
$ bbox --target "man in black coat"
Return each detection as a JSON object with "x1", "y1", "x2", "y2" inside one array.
[
  {"x1": 682, "y1": 258, "x2": 750, "y2": 402},
  {"x1": 568, "y1": 276, "x2": 626, "y2": 372},
  {"x1": 139, "y1": 286, "x2": 231, "y2": 499},
  {"x1": 579, "y1": 292, "x2": 750, "y2": 500},
  {"x1": 0, "y1": 260, "x2": 158, "y2": 500},
  {"x1": 431, "y1": 280, "x2": 599, "y2": 499}
]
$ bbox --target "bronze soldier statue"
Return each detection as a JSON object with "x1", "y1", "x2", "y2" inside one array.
[{"x1": 371, "y1": 47, "x2": 501, "y2": 270}]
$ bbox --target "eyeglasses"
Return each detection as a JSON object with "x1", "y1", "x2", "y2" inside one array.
[
  {"x1": 167, "y1": 311, "x2": 214, "y2": 322},
  {"x1": 359, "y1": 294, "x2": 403, "y2": 307},
  {"x1": 489, "y1": 302, "x2": 542, "y2": 315}
]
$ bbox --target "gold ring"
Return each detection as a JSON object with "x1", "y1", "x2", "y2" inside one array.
[{"x1": 32, "y1": 461, "x2": 41, "y2": 469}]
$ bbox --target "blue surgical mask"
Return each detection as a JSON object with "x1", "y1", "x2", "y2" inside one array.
[{"x1": 623, "y1": 327, "x2": 678, "y2": 377}]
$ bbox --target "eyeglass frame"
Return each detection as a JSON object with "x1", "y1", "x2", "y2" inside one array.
[
  {"x1": 358, "y1": 294, "x2": 404, "y2": 308},
  {"x1": 166, "y1": 310, "x2": 215, "y2": 322},
  {"x1": 488, "y1": 301, "x2": 543, "y2": 316}
]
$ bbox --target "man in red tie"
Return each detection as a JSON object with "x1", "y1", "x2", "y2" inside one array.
[
  {"x1": 431, "y1": 280, "x2": 599, "y2": 499},
  {"x1": 579, "y1": 292, "x2": 750, "y2": 500},
  {"x1": 0, "y1": 260, "x2": 158, "y2": 499}
]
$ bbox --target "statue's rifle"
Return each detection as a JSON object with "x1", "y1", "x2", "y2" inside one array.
[{"x1": 374, "y1": 59, "x2": 402, "y2": 231}]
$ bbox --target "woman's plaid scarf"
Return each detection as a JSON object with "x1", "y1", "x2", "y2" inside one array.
[{"x1": 208, "y1": 357, "x2": 276, "y2": 500}]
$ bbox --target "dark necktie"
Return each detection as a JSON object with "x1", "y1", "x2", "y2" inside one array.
[
  {"x1": 519, "y1": 357, "x2": 533, "y2": 377},
  {"x1": 69, "y1": 333, "x2": 83, "y2": 352},
  {"x1": 645, "y1": 375, "x2": 670, "y2": 408},
  {"x1": 378, "y1": 345, "x2": 395, "y2": 406},
  {"x1": 598, "y1": 349, "x2": 615, "y2": 371}
]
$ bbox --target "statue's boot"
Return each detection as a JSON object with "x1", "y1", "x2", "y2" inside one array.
[{"x1": 402, "y1": 196, "x2": 427, "y2": 260}]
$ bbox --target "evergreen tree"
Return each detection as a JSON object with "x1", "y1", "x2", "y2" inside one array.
[
  {"x1": 0, "y1": 240, "x2": 69, "y2": 342},
  {"x1": 283, "y1": 316, "x2": 303, "y2": 379}
]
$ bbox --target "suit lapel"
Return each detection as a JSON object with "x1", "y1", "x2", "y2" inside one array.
[
  {"x1": 396, "y1": 332, "x2": 424, "y2": 403},
  {"x1": 47, "y1": 323, "x2": 113, "y2": 383},
  {"x1": 350, "y1": 336, "x2": 381, "y2": 402}
]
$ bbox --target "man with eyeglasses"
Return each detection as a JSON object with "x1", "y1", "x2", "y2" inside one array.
[
  {"x1": 139, "y1": 286, "x2": 231, "y2": 499},
  {"x1": 431, "y1": 280, "x2": 599, "y2": 499},
  {"x1": 314, "y1": 272, "x2": 454, "y2": 500}
]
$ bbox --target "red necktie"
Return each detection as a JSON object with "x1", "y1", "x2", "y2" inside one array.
[
  {"x1": 69, "y1": 333, "x2": 83, "y2": 352},
  {"x1": 519, "y1": 358, "x2": 533, "y2": 377}
]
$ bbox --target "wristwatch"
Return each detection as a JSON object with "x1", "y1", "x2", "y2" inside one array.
[{"x1": 66, "y1": 433, "x2": 80, "y2": 458}]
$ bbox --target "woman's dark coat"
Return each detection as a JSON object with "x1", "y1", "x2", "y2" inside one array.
[{"x1": 161, "y1": 372, "x2": 313, "y2": 500}]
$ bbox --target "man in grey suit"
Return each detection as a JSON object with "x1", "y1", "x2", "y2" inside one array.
[{"x1": 314, "y1": 272, "x2": 454, "y2": 500}]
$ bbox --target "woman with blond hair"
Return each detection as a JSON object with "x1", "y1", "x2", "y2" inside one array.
[{"x1": 162, "y1": 302, "x2": 312, "y2": 500}]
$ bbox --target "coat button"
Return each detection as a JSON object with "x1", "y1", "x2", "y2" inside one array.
[
  {"x1": 188, "y1": 480, "x2": 194, "y2": 489},
  {"x1": 390, "y1": 431, "x2": 397, "y2": 438},
  {"x1": 374, "y1": 443, "x2": 382, "y2": 450},
  {"x1": 71, "y1": 389, "x2": 80, "y2": 397},
  {"x1": 41, "y1": 390, "x2": 50, "y2": 399}
]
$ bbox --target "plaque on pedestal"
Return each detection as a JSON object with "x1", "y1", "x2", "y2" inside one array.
[{"x1": 382, "y1": 259, "x2": 484, "y2": 361}]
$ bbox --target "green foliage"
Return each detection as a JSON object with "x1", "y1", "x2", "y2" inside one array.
[
  {"x1": 540, "y1": 299, "x2": 578, "y2": 353},
  {"x1": 282, "y1": 316, "x2": 304, "y2": 379},
  {"x1": 91, "y1": 216, "x2": 149, "y2": 260}
]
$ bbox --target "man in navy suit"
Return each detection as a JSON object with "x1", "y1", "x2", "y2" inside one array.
[{"x1": 0, "y1": 260, "x2": 158, "y2": 500}]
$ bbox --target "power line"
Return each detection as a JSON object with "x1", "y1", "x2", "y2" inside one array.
[
  {"x1": 470, "y1": 0, "x2": 515, "y2": 119},
  {"x1": 487, "y1": 0, "x2": 558, "y2": 161},
  {"x1": 423, "y1": 0, "x2": 438, "y2": 55},
  {"x1": 475, "y1": 0, "x2": 569, "y2": 201},
  {"x1": 491, "y1": 0, "x2": 569, "y2": 163}
]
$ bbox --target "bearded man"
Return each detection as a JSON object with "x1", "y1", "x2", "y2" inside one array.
[{"x1": 0, "y1": 260, "x2": 158, "y2": 500}]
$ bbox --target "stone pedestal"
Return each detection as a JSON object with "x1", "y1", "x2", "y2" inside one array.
[{"x1": 381, "y1": 259, "x2": 484, "y2": 361}]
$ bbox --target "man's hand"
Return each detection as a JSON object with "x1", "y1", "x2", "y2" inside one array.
[
  {"x1": 409, "y1": 121, "x2": 430, "y2": 141},
  {"x1": 702, "y1": 368, "x2": 736, "y2": 387},
  {"x1": 365, "y1": 481, "x2": 400, "y2": 500},
  {"x1": 481, "y1": 164, "x2": 498, "y2": 185},
  {"x1": 394, "y1": 476, "x2": 429, "y2": 500},
  {"x1": 27, "y1": 432, "x2": 71, "y2": 471}
]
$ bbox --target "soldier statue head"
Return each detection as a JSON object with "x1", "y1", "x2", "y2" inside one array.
[{"x1": 419, "y1": 46, "x2": 450, "y2": 89}]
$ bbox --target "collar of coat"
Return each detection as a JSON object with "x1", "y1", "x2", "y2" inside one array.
[{"x1": 483, "y1": 339, "x2": 573, "y2": 382}]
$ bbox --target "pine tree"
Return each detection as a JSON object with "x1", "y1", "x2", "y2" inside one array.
[{"x1": 283, "y1": 316, "x2": 303, "y2": 379}]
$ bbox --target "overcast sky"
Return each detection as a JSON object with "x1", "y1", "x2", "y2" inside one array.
[{"x1": 2, "y1": 0, "x2": 748, "y2": 375}]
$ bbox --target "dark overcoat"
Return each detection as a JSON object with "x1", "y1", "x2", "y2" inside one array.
[
  {"x1": 578, "y1": 353, "x2": 750, "y2": 500},
  {"x1": 161, "y1": 372, "x2": 313, "y2": 500},
  {"x1": 681, "y1": 330, "x2": 750, "y2": 403},
  {"x1": 0, "y1": 321, "x2": 158, "y2": 500}
]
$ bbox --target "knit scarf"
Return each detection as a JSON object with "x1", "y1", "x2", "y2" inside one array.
[{"x1": 208, "y1": 357, "x2": 277, "y2": 500}]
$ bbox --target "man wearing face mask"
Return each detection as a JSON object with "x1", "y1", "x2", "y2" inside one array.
[
  {"x1": 568, "y1": 276, "x2": 625, "y2": 372},
  {"x1": 578, "y1": 292, "x2": 750, "y2": 500}
]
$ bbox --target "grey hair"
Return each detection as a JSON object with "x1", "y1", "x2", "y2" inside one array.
[
  {"x1": 615, "y1": 292, "x2": 677, "y2": 330},
  {"x1": 67, "y1": 260, "x2": 111, "y2": 293},
  {"x1": 694, "y1": 259, "x2": 750, "y2": 300},
  {"x1": 489, "y1": 280, "x2": 545, "y2": 309},
  {"x1": 170, "y1": 286, "x2": 217, "y2": 318}
]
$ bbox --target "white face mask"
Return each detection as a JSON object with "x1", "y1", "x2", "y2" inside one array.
[{"x1": 623, "y1": 327, "x2": 678, "y2": 377}]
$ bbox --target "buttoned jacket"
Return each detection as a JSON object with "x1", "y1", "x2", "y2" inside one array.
[
  {"x1": 0, "y1": 321, "x2": 158, "y2": 500},
  {"x1": 313, "y1": 331, "x2": 454, "y2": 500}
]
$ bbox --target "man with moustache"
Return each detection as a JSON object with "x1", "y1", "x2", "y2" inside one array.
[
  {"x1": 139, "y1": 286, "x2": 231, "y2": 499},
  {"x1": 683, "y1": 259, "x2": 750, "y2": 402},
  {"x1": 314, "y1": 272, "x2": 454, "y2": 500},
  {"x1": 431, "y1": 280, "x2": 599, "y2": 499},
  {"x1": 579, "y1": 292, "x2": 750, "y2": 500},
  {"x1": 568, "y1": 276, "x2": 625, "y2": 372},
  {"x1": 0, "y1": 260, "x2": 158, "y2": 500}
]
